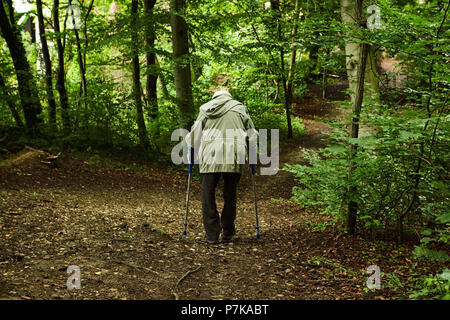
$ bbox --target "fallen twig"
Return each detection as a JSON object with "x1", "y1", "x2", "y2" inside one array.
[
  {"x1": 171, "y1": 264, "x2": 202, "y2": 300},
  {"x1": 111, "y1": 259, "x2": 158, "y2": 274},
  {"x1": 306, "y1": 278, "x2": 347, "y2": 283},
  {"x1": 176, "y1": 264, "x2": 202, "y2": 288}
]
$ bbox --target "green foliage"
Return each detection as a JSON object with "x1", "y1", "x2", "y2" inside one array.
[
  {"x1": 309, "y1": 255, "x2": 357, "y2": 276},
  {"x1": 303, "y1": 219, "x2": 336, "y2": 232},
  {"x1": 0, "y1": 0, "x2": 448, "y2": 301},
  {"x1": 283, "y1": 0, "x2": 450, "y2": 299},
  {"x1": 284, "y1": 101, "x2": 449, "y2": 232},
  {"x1": 253, "y1": 110, "x2": 304, "y2": 138},
  {"x1": 413, "y1": 246, "x2": 449, "y2": 263},
  {"x1": 409, "y1": 269, "x2": 450, "y2": 300},
  {"x1": 380, "y1": 272, "x2": 404, "y2": 291}
]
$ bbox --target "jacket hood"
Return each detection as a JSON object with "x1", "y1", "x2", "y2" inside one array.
[{"x1": 199, "y1": 92, "x2": 240, "y2": 119}]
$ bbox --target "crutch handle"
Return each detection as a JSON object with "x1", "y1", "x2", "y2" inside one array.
[{"x1": 188, "y1": 147, "x2": 194, "y2": 173}]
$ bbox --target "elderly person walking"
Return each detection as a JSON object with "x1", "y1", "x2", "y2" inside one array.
[{"x1": 186, "y1": 89, "x2": 258, "y2": 244}]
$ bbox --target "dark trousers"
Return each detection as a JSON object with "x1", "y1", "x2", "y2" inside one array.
[{"x1": 201, "y1": 172, "x2": 241, "y2": 241}]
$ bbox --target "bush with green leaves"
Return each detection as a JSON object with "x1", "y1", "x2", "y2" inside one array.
[
  {"x1": 284, "y1": 100, "x2": 449, "y2": 233},
  {"x1": 409, "y1": 269, "x2": 450, "y2": 300},
  {"x1": 284, "y1": 0, "x2": 449, "y2": 299}
]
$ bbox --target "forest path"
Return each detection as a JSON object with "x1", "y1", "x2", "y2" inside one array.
[{"x1": 0, "y1": 84, "x2": 402, "y2": 300}]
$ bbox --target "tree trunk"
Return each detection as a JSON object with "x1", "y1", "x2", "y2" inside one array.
[
  {"x1": 340, "y1": 0, "x2": 360, "y2": 104},
  {"x1": 285, "y1": 0, "x2": 301, "y2": 136},
  {"x1": 53, "y1": 0, "x2": 70, "y2": 131},
  {"x1": 347, "y1": 42, "x2": 368, "y2": 235},
  {"x1": 365, "y1": 45, "x2": 380, "y2": 102},
  {"x1": 0, "y1": 0, "x2": 42, "y2": 132},
  {"x1": 131, "y1": 0, "x2": 149, "y2": 148},
  {"x1": 340, "y1": 0, "x2": 368, "y2": 235},
  {"x1": 0, "y1": 73, "x2": 24, "y2": 128},
  {"x1": 36, "y1": 0, "x2": 57, "y2": 126},
  {"x1": 68, "y1": 0, "x2": 87, "y2": 111},
  {"x1": 271, "y1": 0, "x2": 293, "y2": 138},
  {"x1": 341, "y1": 0, "x2": 380, "y2": 104},
  {"x1": 83, "y1": 0, "x2": 94, "y2": 69},
  {"x1": 170, "y1": 0, "x2": 194, "y2": 129},
  {"x1": 144, "y1": 0, "x2": 158, "y2": 120}
]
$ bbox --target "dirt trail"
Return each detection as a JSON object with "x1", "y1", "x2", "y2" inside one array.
[{"x1": 0, "y1": 85, "x2": 407, "y2": 300}]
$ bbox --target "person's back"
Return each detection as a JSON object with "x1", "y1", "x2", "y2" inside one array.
[{"x1": 186, "y1": 90, "x2": 257, "y2": 244}]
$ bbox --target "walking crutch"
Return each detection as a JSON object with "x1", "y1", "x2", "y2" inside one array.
[
  {"x1": 182, "y1": 147, "x2": 194, "y2": 237},
  {"x1": 250, "y1": 164, "x2": 260, "y2": 239}
]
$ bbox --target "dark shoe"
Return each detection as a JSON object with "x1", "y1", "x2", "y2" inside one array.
[
  {"x1": 205, "y1": 237, "x2": 219, "y2": 245},
  {"x1": 221, "y1": 232, "x2": 235, "y2": 243}
]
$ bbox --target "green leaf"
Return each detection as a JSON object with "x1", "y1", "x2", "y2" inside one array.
[
  {"x1": 399, "y1": 130, "x2": 421, "y2": 140},
  {"x1": 438, "y1": 269, "x2": 450, "y2": 282},
  {"x1": 325, "y1": 144, "x2": 347, "y2": 154},
  {"x1": 413, "y1": 246, "x2": 450, "y2": 263},
  {"x1": 420, "y1": 237, "x2": 433, "y2": 244},
  {"x1": 436, "y1": 212, "x2": 450, "y2": 224}
]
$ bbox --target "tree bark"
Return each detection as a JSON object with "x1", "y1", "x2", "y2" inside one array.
[
  {"x1": 341, "y1": 0, "x2": 380, "y2": 103},
  {"x1": 83, "y1": 0, "x2": 94, "y2": 69},
  {"x1": 340, "y1": 0, "x2": 360, "y2": 104},
  {"x1": 144, "y1": 0, "x2": 158, "y2": 120},
  {"x1": 170, "y1": 0, "x2": 194, "y2": 129},
  {"x1": 286, "y1": 0, "x2": 301, "y2": 131},
  {"x1": 271, "y1": 0, "x2": 293, "y2": 138},
  {"x1": 36, "y1": 0, "x2": 57, "y2": 126},
  {"x1": 347, "y1": 42, "x2": 368, "y2": 235},
  {"x1": 341, "y1": 0, "x2": 369, "y2": 235},
  {"x1": 0, "y1": 0, "x2": 42, "y2": 132},
  {"x1": 53, "y1": 0, "x2": 70, "y2": 131},
  {"x1": 365, "y1": 45, "x2": 380, "y2": 102},
  {"x1": 68, "y1": 0, "x2": 87, "y2": 109},
  {"x1": 131, "y1": 0, "x2": 149, "y2": 148}
]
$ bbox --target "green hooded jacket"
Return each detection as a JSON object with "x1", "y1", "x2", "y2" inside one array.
[{"x1": 186, "y1": 91, "x2": 258, "y2": 173}]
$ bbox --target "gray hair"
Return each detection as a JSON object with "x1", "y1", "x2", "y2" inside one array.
[{"x1": 212, "y1": 90, "x2": 232, "y2": 99}]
